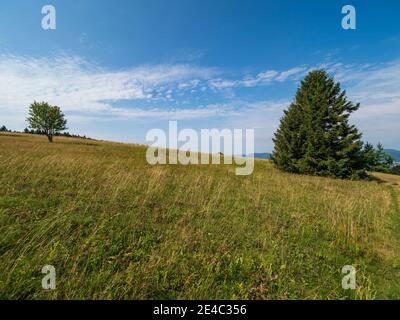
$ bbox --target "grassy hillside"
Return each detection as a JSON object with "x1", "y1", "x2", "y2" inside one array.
[{"x1": 1, "y1": 133, "x2": 400, "y2": 299}]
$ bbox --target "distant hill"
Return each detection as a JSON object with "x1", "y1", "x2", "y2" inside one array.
[
  {"x1": 244, "y1": 153, "x2": 272, "y2": 159},
  {"x1": 385, "y1": 149, "x2": 400, "y2": 162},
  {"x1": 245, "y1": 150, "x2": 400, "y2": 162}
]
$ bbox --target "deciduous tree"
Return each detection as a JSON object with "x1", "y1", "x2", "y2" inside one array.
[{"x1": 26, "y1": 101, "x2": 67, "y2": 142}]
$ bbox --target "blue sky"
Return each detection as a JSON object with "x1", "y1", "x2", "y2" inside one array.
[{"x1": 0, "y1": 0, "x2": 399, "y2": 151}]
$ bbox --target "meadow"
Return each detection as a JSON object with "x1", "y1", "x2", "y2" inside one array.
[{"x1": 0, "y1": 132, "x2": 399, "y2": 299}]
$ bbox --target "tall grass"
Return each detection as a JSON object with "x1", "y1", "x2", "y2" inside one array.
[{"x1": 0, "y1": 133, "x2": 399, "y2": 299}]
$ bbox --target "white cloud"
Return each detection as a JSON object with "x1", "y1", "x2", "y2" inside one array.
[
  {"x1": 0, "y1": 53, "x2": 398, "y2": 150},
  {"x1": 275, "y1": 67, "x2": 307, "y2": 82},
  {"x1": 208, "y1": 66, "x2": 307, "y2": 90},
  {"x1": 0, "y1": 54, "x2": 216, "y2": 122},
  {"x1": 177, "y1": 79, "x2": 201, "y2": 91},
  {"x1": 321, "y1": 60, "x2": 400, "y2": 118},
  {"x1": 219, "y1": 61, "x2": 400, "y2": 150},
  {"x1": 98, "y1": 104, "x2": 238, "y2": 120}
]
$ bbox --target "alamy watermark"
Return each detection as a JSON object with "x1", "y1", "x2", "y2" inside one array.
[
  {"x1": 342, "y1": 5, "x2": 356, "y2": 30},
  {"x1": 40, "y1": 4, "x2": 354, "y2": 31},
  {"x1": 41, "y1": 5, "x2": 56, "y2": 30},
  {"x1": 146, "y1": 121, "x2": 255, "y2": 176},
  {"x1": 42, "y1": 265, "x2": 56, "y2": 290},
  {"x1": 341, "y1": 265, "x2": 356, "y2": 290}
]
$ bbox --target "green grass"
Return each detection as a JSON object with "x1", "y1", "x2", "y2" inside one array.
[{"x1": 1, "y1": 133, "x2": 400, "y2": 299}]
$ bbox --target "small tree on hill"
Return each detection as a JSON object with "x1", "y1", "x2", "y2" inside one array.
[
  {"x1": 373, "y1": 143, "x2": 394, "y2": 173},
  {"x1": 272, "y1": 70, "x2": 365, "y2": 179},
  {"x1": 363, "y1": 142, "x2": 394, "y2": 173},
  {"x1": 26, "y1": 101, "x2": 67, "y2": 142}
]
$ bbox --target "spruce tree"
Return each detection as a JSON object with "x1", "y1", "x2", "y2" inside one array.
[
  {"x1": 272, "y1": 70, "x2": 365, "y2": 179},
  {"x1": 271, "y1": 102, "x2": 307, "y2": 172},
  {"x1": 365, "y1": 143, "x2": 395, "y2": 173}
]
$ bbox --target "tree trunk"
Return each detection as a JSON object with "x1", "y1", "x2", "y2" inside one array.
[{"x1": 47, "y1": 134, "x2": 53, "y2": 142}]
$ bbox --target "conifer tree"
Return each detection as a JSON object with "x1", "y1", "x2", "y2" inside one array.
[
  {"x1": 271, "y1": 102, "x2": 306, "y2": 172},
  {"x1": 272, "y1": 70, "x2": 365, "y2": 179},
  {"x1": 363, "y1": 142, "x2": 395, "y2": 173}
]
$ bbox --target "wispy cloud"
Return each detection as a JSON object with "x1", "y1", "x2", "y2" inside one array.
[
  {"x1": 0, "y1": 54, "x2": 216, "y2": 118},
  {"x1": 319, "y1": 60, "x2": 400, "y2": 118},
  {"x1": 0, "y1": 53, "x2": 308, "y2": 125},
  {"x1": 208, "y1": 67, "x2": 306, "y2": 90},
  {"x1": 0, "y1": 53, "x2": 399, "y2": 149}
]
